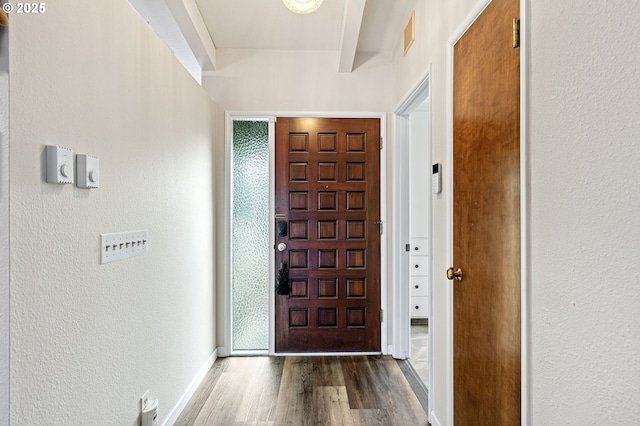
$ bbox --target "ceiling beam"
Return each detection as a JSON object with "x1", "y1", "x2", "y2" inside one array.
[
  {"x1": 337, "y1": 0, "x2": 366, "y2": 73},
  {"x1": 164, "y1": 0, "x2": 217, "y2": 71}
]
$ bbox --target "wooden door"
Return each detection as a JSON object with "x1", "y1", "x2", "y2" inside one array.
[
  {"x1": 452, "y1": 0, "x2": 520, "y2": 424},
  {"x1": 275, "y1": 117, "x2": 381, "y2": 353}
]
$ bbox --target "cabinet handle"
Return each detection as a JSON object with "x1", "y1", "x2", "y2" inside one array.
[
  {"x1": 415, "y1": 285, "x2": 419, "y2": 289},
  {"x1": 415, "y1": 306, "x2": 419, "y2": 309},
  {"x1": 414, "y1": 264, "x2": 419, "y2": 269},
  {"x1": 414, "y1": 246, "x2": 419, "y2": 251}
]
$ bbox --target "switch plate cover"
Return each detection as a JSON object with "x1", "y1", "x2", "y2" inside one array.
[{"x1": 101, "y1": 230, "x2": 148, "y2": 264}]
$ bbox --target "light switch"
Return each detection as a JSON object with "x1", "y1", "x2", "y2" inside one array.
[
  {"x1": 76, "y1": 154, "x2": 99, "y2": 189},
  {"x1": 46, "y1": 145, "x2": 74, "y2": 184},
  {"x1": 101, "y1": 230, "x2": 148, "y2": 264}
]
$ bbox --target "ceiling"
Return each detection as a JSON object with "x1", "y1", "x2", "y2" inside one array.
[
  {"x1": 194, "y1": 0, "x2": 411, "y2": 53},
  {"x1": 139, "y1": 0, "x2": 415, "y2": 78}
]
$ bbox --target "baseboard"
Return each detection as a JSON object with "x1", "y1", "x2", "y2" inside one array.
[
  {"x1": 430, "y1": 410, "x2": 443, "y2": 426},
  {"x1": 386, "y1": 344, "x2": 394, "y2": 355},
  {"x1": 162, "y1": 348, "x2": 218, "y2": 426}
]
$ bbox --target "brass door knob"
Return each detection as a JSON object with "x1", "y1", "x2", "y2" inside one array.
[{"x1": 446, "y1": 267, "x2": 463, "y2": 281}]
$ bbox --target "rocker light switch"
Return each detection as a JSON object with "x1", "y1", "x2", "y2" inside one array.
[
  {"x1": 46, "y1": 145, "x2": 74, "y2": 184},
  {"x1": 76, "y1": 154, "x2": 99, "y2": 189}
]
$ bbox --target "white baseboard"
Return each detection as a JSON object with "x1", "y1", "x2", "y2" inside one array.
[
  {"x1": 162, "y1": 348, "x2": 218, "y2": 426},
  {"x1": 386, "y1": 344, "x2": 394, "y2": 356},
  {"x1": 430, "y1": 410, "x2": 443, "y2": 426}
]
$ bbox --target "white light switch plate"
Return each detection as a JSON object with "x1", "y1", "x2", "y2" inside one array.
[{"x1": 101, "y1": 230, "x2": 148, "y2": 264}]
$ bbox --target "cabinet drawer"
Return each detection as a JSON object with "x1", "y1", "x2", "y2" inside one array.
[
  {"x1": 410, "y1": 255, "x2": 429, "y2": 275},
  {"x1": 410, "y1": 238, "x2": 429, "y2": 254},
  {"x1": 410, "y1": 277, "x2": 429, "y2": 297},
  {"x1": 411, "y1": 296, "x2": 430, "y2": 318}
]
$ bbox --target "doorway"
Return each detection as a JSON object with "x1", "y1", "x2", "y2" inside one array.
[
  {"x1": 408, "y1": 99, "x2": 431, "y2": 385},
  {"x1": 274, "y1": 117, "x2": 381, "y2": 353},
  {"x1": 449, "y1": 0, "x2": 521, "y2": 422},
  {"x1": 224, "y1": 113, "x2": 388, "y2": 357},
  {"x1": 393, "y1": 73, "x2": 433, "y2": 402}
]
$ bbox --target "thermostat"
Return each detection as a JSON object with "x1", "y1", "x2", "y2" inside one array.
[
  {"x1": 46, "y1": 145, "x2": 74, "y2": 184},
  {"x1": 76, "y1": 154, "x2": 99, "y2": 189},
  {"x1": 432, "y1": 163, "x2": 442, "y2": 194}
]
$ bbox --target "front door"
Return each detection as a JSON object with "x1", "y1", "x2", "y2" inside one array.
[
  {"x1": 275, "y1": 117, "x2": 381, "y2": 353},
  {"x1": 452, "y1": 0, "x2": 521, "y2": 424}
]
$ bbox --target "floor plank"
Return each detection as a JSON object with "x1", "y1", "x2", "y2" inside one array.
[
  {"x1": 314, "y1": 386, "x2": 354, "y2": 426},
  {"x1": 174, "y1": 357, "x2": 231, "y2": 426},
  {"x1": 175, "y1": 355, "x2": 429, "y2": 426}
]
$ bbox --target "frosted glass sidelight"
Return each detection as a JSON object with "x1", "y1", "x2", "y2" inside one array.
[{"x1": 232, "y1": 121, "x2": 269, "y2": 351}]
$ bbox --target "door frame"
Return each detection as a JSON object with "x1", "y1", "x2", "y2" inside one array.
[
  {"x1": 445, "y1": 0, "x2": 531, "y2": 424},
  {"x1": 392, "y1": 67, "x2": 433, "y2": 415},
  {"x1": 221, "y1": 111, "x2": 388, "y2": 357}
]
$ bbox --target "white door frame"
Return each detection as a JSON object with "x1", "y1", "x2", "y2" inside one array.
[
  {"x1": 445, "y1": 0, "x2": 531, "y2": 424},
  {"x1": 392, "y1": 67, "x2": 433, "y2": 414},
  {"x1": 221, "y1": 111, "x2": 388, "y2": 357}
]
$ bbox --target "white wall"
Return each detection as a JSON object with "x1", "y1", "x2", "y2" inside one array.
[
  {"x1": 203, "y1": 48, "x2": 393, "y2": 112},
  {"x1": 201, "y1": 47, "x2": 394, "y2": 352},
  {"x1": 0, "y1": 18, "x2": 9, "y2": 426},
  {"x1": 530, "y1": 1, "x2": 640, "y2": 423},
  {"x1": 128, "y1": 0, "x2": 202, "y2": 83},
  {"x1": 392, "y1": 0, "x2": 640, "y2": 424},
  {"x1": 389, "y1": 1, "x2": 480, "y2": 424},
  {"x1": 8, "y1": 0, "x2": 217, "y2": 424}
]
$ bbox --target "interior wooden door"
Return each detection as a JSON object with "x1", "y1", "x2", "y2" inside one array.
[
  {"x1": 275, "y1": 117, "x2": 381, "y2": 353},
  {"x1": 452, "y1": 0, "x2": 521, "y2": 424}
]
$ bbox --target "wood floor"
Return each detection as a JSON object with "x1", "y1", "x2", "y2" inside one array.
[{"x1": 175, "y1": 356, "x2": 430, "y2": 426}]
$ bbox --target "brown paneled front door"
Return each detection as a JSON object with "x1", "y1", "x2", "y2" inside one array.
[
  {"x1": 452, "y1": 0, "x2": 521, "y2": 424},
  {"x1": 275, "y1": 117, "x2": 381, "y2": 353}
]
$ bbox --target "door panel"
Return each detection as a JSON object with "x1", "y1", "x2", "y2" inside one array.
[
  {"x1": 275, "y1": 117, "x2": 381, "y2": 353},
  {"x1": 453, "y1": 0, "x2": 520, "y2": 424}
]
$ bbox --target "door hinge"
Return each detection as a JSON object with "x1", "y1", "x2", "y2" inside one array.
[
  {"x1": 380, "y1": 309, "x2": 384, "y2": 323},
  {"x1": 513, "y1": 18, "x2": 520, "y2": 48},
  {"x1": 376, "y1": 220, "x2": 383, "y2": 235},
  {"x1": 380, "y1": 136, "x2": 383, "y2": 150}
]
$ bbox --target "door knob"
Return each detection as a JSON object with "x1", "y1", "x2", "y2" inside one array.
[{"x1": 446, "y1": 267, "x2": 463, "y2": 281}]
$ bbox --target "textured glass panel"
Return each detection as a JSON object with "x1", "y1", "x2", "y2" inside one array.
[{"x1": 232, "y1": 121, "x2": 269, "y2": 350}]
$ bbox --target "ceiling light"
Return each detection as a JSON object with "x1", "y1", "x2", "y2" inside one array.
[{"x1": 282, "y1": 0, "x2": 324, "y2": 14}]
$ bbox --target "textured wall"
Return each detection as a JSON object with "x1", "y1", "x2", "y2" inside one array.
[
  {"x1": 8, "y1": 1, "x2": 216, "y2": 424},
  {"x1": 202, "y1": 46, "x2": 394, "y2": 355},
  {"x1": 203, "y1": 49, "x2": 393, "y2": 112},
  {"x1": 530, "y1": 1, "x2": 640, "y2": 423},
  {"x1": 389, "y1": 1, "x2": 481, "y2": 424},
  {"x1": 0, "y1": 20, "x2": 9, "y2": 426}
]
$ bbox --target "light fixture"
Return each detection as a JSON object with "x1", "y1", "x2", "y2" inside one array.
[{"x1": 282, "y1": 0, "x2": 324, "y2": 14}]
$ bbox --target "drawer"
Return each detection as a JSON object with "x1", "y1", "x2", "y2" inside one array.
[
  {"x1": 410, "y1": 255, "x2": 429, "y2": 276},
  {"x1": 410, "y1": 238, "x2": 429, "y2": 254},
  {"x1": 410, "y1": 277, "x2": 429, "y2": 297},
  {"x1": 411, "y1": 296, "x2": 430, "y2": 318}
]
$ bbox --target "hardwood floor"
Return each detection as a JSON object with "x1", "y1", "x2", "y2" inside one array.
[{"x1": 175, "y1": 356, "x2": 430, "y2": 426}]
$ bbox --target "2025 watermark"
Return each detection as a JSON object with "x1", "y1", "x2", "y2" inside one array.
[{"x1": 2, "y1": 2, "x2": 47, "y2": 14}]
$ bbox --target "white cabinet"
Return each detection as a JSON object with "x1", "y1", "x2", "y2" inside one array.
[
  {"x1": 408, "y1": 108, "x2": 431, "y2": 320},
  {"x1": 409, "y1": 238, "x2": 429, "y2": 319},
  {"x1": 410, "y1": 277, "x2": 429, "y2": 318}
]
